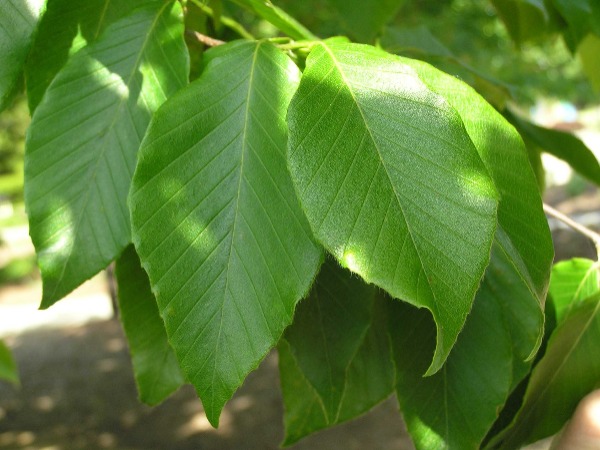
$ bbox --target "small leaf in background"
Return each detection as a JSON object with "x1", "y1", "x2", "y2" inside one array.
[
  {"x1": 0, "y1": 0, "x2": 45, "y2": 111},
  {"x1": 25, "y1": 2, "x2": 189, "y2": 308},
  {"x1": 549, "y1": 258, "x2": 599, "y2": 323},
  {"x1": 228, "y1": 0, "x2": 316, "y2": 40},
  {"x1": 492, "y1": 0, "x2": 550, "y2": 45},
  {"x1": 279, "y1": 259, "x2": 394, "y2": 444},
  {"x1": 0, "y1": 340, "x2": 19, "y2": 385},
  {"x1": 578, "y1": 33, "x2": 600, "y2": 92},
  {"x1": 496, "y1": 290, "x2": 600, "y2": 448},
  {"x1": 287, "y1": 41, "x2": 499, "y2": 375},
  {"x1": 506, "y1": 109, "x2": 600, "y2": 187},
  {"x1": 25, "y1": 0, "x2": 152, "y2": 112},
  {"x1": 380, "y1": 25, "x2": 453, "y2": 59},
  {"x1": 325, "y1": 0, "x2": 404, "y2": 42},
  {"x1": 130, "y1": 41, "x2": 323, "y2": 426},
  {"x1": 116, "y1": 246, "x2": 185, "y2": 406}
]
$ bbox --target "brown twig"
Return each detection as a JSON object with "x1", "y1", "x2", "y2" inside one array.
[
  {"x1": 544, "y1": 203, "x2": 600, "y2": 258},
  {"x1": 186, "y1": 30, "x2": 225, "y2": 47}
]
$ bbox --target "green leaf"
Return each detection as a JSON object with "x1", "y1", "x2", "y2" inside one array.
[
  {"x1": 324, "y1": 0, "x2": 404, "y2": 42},
  {"x1": 578, "y1": 33, "x2": 600, "y2": 91},
  {"x1": 403, "y1": 59, "x2": 552, "y2": 310},
  {"x1": 116, "y1": 245, "x2": 185, "y2": 406},
  {"x1": 25, "y1": 2, "x2": 189, "y2": 308},
  {"x1": 287, "y1": 41, "x2": 499, "y2": 375},
  {"x1": 0, "y1": 340, "x2": 18, "y2": 385},
  {"x1": 549, "y1": 258, "x2": 599, "y2": 323},
  {"x1": 506, "y1": 109, "x2": 600, "y2": 186},
  {"x1": 380, "y1": 25, "x2": 453, "y2": 59},
  {"x1": 129, "y1": 40, "x2": 323, "y2": 426},
  {"x1": 228, "y1": 0, "x2": 316, "y2": 40},
  {"x1": 492, "y1": 0, "x2": 550, "y2": 45},
  {"x1": 390, "y1": 56, "x2": 551, "y2": 450},
  {"x1": 497, "y1": 291, "x2": 600, "y2": 448},
  {"x1": 279, "y1": 258, "x2": 395, "y2": 444},
  {"x1": 0, "y1": 0, "x2": 45, "y2": 111},
  {"x1": 25, "y1": 0, "x2": 152, "y2": 112}
]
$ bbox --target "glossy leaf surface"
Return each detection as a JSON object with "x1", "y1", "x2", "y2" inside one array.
[
  {"x1": 506, "y1": 110, "x2": 600, "y2": 186},
  {"x1": 287, "y1": 41, "x2": 499, "y2": 374},
  {"x1": 280, "y1": 259, "x2": 395, "y2": 444},
  {"x1": 116, "y1": 245, "x2": 185, "y2": 405},
  {"x1": 25, "y1": 2, "x2": 189, "y2": 308},
  {"x1": 0, "y1": 0, "x2": 45, "y2": 111},
  {"x1": 130, "y1": 40, "x2": 323, "y2": 426},
  {"x1": 25, "y1": 0, "x2": 151, "y2": 111}
]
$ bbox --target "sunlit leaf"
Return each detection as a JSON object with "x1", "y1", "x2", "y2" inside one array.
[
  {"x1": 25, "y1": 0, "x2": 153, "y2": 112},
  {"x1": 116, "y1": 245, "x2": 185, "y2": 405},
  {"x1": 280, "y1": 259, "x2": 395, "y2": 444},
  {"x1": 549, "y1": 258, "x2": 599, "y2": 323},
  {"x1": 0, "y1": 0, "x2": 45, "y2": 111},
  {"x1": 25, "y1": 2, "x2": 189, "y2": 308},
  {"x1": 578, "y1": 33, "x2": 600, "y2": 92},
  {"x1": 390, "y1": 56, "x2": 552, "y2": 450},
  {"x1": 130, "y1": 40, "x2": 323, "y2": 426},
  {"x1": 287, "y1": 41, "x2": 498, "y2": 374}
]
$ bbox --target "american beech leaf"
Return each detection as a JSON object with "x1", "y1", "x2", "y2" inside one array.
[
  {"x1": 25, "y1": 2, "x2": 189, "y2": 308},
  {"x1": 25, "y1": 0, "x2": 153, "y2": 112},
  {"x1": 0, "y1": 0, "x2": 45, "y2": 111},
  {"x1": 390, "y1": 57, "x2": 552, "y2": 449},
  {"x1": 287, "y1": 41, "x2": 499, "y2": 374},
  {"x1": 280, "y1": 258, "x2": 395, "y2": 444},
  {"x1": 116, "y1": 245, "x2": 185, "y2": 406},
  {"x1": 129, "y1": 40, "x2": 323, "y2": 426}
]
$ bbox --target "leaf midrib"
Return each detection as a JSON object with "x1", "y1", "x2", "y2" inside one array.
[
  {"x1": 319, "y1": 42, "x2": 437, "y2": 316},
  {"x1": 45, "y1": 3, "x2": 171, "y2": 302},
  {"x1": 210, "y1": 41, "x2": 263, "y2": 415}
]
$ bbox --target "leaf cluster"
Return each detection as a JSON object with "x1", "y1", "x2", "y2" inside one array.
[{"x1": 1, "y1": 1, "x2": 600, "y2": 449}]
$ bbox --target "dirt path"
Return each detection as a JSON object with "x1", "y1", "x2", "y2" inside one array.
[{"x1": 0, "y1": 319, "x2": 413, "y2": 450}]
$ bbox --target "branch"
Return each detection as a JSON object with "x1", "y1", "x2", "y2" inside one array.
[
  {"x1": 188, "y1": 0, "x2": 255, "y2": 40},
  {"x1": 544, "y1": 203, "x2": 600, "y2": 257},
  {"x1": 187, "y1": 30, "x2": 225, "y2": 47}
]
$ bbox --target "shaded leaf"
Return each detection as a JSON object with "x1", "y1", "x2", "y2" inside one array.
[
  {"x1": 325, "y1": 0, "x2": 404, "y2": 42},
  {"x1": 497, "y1": 291, "x2": 600, "y2": 448},
  {"x1": 228, "y1": 0, "x2": 316, "y2": 40},
  {"x1": 506, "y1": 109, "x2": 600, "y2": 186},
  {"x1": 493, "y1": 0, "x2": 550, "y2": 45},
  {"x1": 287, "y1": 41, "x2": 499, "y2": 375},
  {"x1": 551, "y1": 0, "x2": 600, "y2": 46},
  {"x1": 0, "y1": 0, "x2": 45, "y2": 111},
  {"x1": 0, "y1": 340, "x2": 18, "y2": 385},
  {"x1": 116, "y1": 245, "x2": 185, "y2": 406},
  {"x1": 25, "y1": 2, "x2": 189, "y2": 308},
  {"x1": 130, "y1": 40, "x2": 323, "y2": 426},
  {"x1": 549, "y1": 258, "x2": 599, "y2": 323},
  {"x1": 25, "y1": 0, "x2": 152, "y2": 111},
  {"x1": 280, "y1": 258, "x2": 395, "y2": 444}
]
